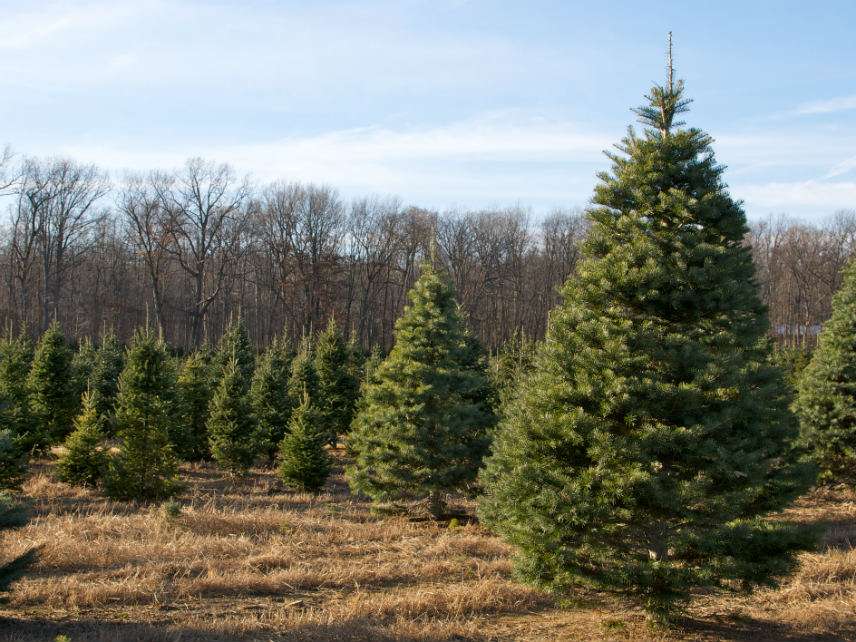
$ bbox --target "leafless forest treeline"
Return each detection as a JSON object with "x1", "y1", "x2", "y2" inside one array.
[{"x1": 0, "y1": 153, "x2": 852, "y2": 351}]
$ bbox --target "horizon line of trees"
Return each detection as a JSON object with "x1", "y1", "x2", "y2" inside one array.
[{"x1": 0, "y1": 149, "x2": 852, "y2": 352}]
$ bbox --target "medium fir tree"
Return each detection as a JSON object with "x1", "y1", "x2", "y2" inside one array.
[
  {"x1": 314, "y1": 318, "x2": 359, "y2": 446},
  {"x1": 56, "y1": 389, "x2": 108, "y2": 487},
  {"x1": 278, "y1": 391, "x2": 330, "y2": 492},
  {"x1": 213, "y1": 317, "x2": 255, "y2": 383},
  {"x1": 105, "y1": 330, "x2": 178, "y2": 501},
  {"x1": 250, "y1": 335, "x2": 294, "y2": 464},
  {"x1": 176, "y1": 351, "x2": 214, "y2": 461},
  {"x1": 347, "y1": 262, "x2": 494, "y2": 517},
  {"x1": 27, "y1": 321, "x2": 76, "y2": 450},
  {"x1": 479, "y1": 59, "x2": 814, "y2": 619},
  {"x1": 796, "y1": 259, "x2": 856, "y2": 480},
  {"x1": 208, "y1": 358, "x2": 257, "y2": 475}
]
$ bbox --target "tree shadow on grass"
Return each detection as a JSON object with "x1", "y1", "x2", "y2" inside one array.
[
  {"x1": 0, "y1": 616, "x2": 491, "y2": 642},
  {"x1": 675, "y1": 612, "x2": 853, "y2": 642}
]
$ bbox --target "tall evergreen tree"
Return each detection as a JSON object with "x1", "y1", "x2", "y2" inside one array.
[
  {"x1": 208, "y1": 358, "x2": 257, "y2": 475},
  {"x1": 0, "y1": 335, "x2": 35, "y2": 446},
  {"x1": 796, "y1": 259, "x2": 856, "y2": 480},
  {"x1": 347, "y1": 263, "x2": 494, "y2": 517},
  {"x1": 105, "y1": 330, "x2": 178, "y2": 501},
  {"x1": 277, "y1": 391, "x2": 331, "y2": 492},
  {"x1": 250, "y1": 335, "x2": 294, "y2": 464},
  {"x1": 314, "y1": 318, "x2": 359, "y2": 446},
  {"x1": 479, "y1": 62, "x2": 813, "y2": 619},
  {"x1": 176, "y1": 351, "x2": 214, "y2": 461},
  {"x1": 26, "y1": 321, "x2": 76, "y2": 450},
  {"x1": 213, "y1": 317, "x2": 255, "y2": 383},
  {"x1": 56, "y1": 389, "x2": 108, "y2": 487}
]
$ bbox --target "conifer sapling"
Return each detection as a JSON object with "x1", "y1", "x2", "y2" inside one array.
[
  {"x1": 56, "y1": 389, "x2": 108, "y2": 487},
  {"x1": 106, "y1": 330, "x2": 178, "y2": 501},
  {"x1": 278, "y1": 390, "x2": 331, "y2": 493},
  {"x1": 208, "y1": 357, "x2": 258, "y2": 475}
]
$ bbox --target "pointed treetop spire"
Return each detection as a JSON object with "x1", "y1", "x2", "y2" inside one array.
[
  {"x1": 667, "y1": 31, "x2": 674, "y2": 92},
  {"x1": 632, "y1": 33, "x2": 692, "y2": 136}
]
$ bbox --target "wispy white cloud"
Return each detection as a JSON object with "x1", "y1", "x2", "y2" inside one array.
[
  {"x1": 825, "y1": 156, "x2": 856, "y2": 179},
  {"x1": 792, "y1": 95, "x2": 856, "y2": 116},
  {"x1": 50, "y1": 111, "x2": 610, "y2": 207},
  {"x1": 0, "y1": 1, "x2": 160, "y2": 50}
]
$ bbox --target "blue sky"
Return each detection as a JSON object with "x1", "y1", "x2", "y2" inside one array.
[{"x1": 1, "y1": 0, "x2": 855, "y2": 220}]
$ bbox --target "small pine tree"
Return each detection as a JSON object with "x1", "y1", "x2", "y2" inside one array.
[
  {"x1": 347, "y1": 263, "x2": 494, "y2": 517},
  {"x1": 288, "y1": 336, "x2": 318, "y2": 408},
  {"x1": 0, "y1": 429, "x2": 27, "y2": 490},
  {"x1": 56, "y1": 389, "x2": 108, "y2": 487},
  {"x1": 213, "y1": 317, "x2": 255, "y2": 383},
  {"x1": 105, "y1": 330, "x2": 178, "y2": 501},
  {"x1": 0, "y1": 335, "x2": 36, "y2": 446},
  {"x1": 250, "y1": 336, "x2": 294, "y2": 464},
  {"x1": 479, "y1": 63, "x2": 814, "y2": 619},
  {"x1": 27, "y1": 321, "x2": 76, "y2": 449},
  {"x1": 314, "y1": 318, "x2": 359, "y2": 446},
  {"x1": 89, "y1": 331, "x2": 124, "y2": 425},
  {"x1": 175, "y1": 351, "x2": 214, "y2": 461},
  {"x1": 208, "y1": 358, "x2": 257, "y2": 475},
  {"x1": 278, "y1": 391, "x2": 330, "y2": 492},
  {"x1": 796, "y1": 260, "x2": 856, "y2": 480}
]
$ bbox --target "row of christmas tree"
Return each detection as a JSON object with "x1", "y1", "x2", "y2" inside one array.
[{"x1": 0, "y1": 316, "x2": 375, "y2": 496}]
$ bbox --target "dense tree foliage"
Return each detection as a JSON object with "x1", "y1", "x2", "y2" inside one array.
[{"x1": 479, "y1": 74, "x2": 814, "y2": 619}]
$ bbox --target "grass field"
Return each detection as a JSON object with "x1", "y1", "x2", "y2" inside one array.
[{"x1": 1, "y1": 452, "x2": 854, "y2": 641}]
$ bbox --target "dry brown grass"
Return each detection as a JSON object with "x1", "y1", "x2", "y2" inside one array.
[{"x1": 1, "y1": 454, "x2": 855, "y2": 641}]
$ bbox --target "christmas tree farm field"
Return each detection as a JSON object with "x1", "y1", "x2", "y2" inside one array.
[{"x1": 1, "y1": 452, "x2": 855, "y2": 641}]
